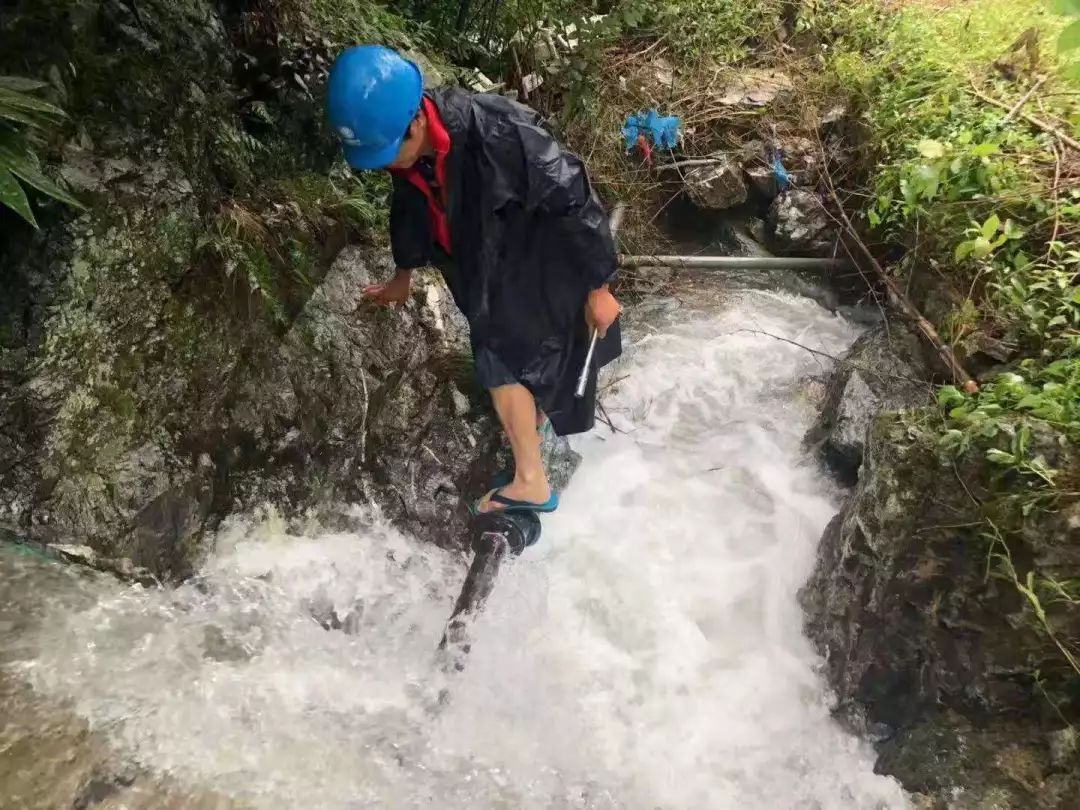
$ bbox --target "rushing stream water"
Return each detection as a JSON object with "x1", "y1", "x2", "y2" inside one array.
[{"x1": 1, "y1": 275, "x2": 909, "y2": 809}]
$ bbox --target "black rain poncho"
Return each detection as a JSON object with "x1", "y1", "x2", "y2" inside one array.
[{"x1": 389, "y1": 87, "x2": 621, "y2": 436}]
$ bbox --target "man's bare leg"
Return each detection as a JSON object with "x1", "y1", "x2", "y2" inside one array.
[{"x1": 477, "y1": 383, "x2": 551, "y2": 511}]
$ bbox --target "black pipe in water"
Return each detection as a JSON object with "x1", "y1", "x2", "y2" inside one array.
[{"x1": 437, "y1": 511, "x2": 541, "y2": 672}]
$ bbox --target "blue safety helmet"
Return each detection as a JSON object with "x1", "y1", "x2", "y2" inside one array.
[{"x1": 326, "y1": 45, "x2": 424, "y2": 171}]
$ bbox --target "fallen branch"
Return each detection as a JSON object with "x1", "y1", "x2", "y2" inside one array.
[
  {"x1": 595, "y1": 398, "x2": 625, "y2": 434},
  {"x1": 655, "y1": 157, "x2": 724, "y2": 172},
  {"x1": 970, "y1": 83, "x2": 1080, "y2": 153},
  {"x1": 1049, "y1": 139, "x2": 1063, "y2": 258},
  {"x1": 1003, "y1": 75, "x2": 1047, "y2": 124},
  {"x1": 814, "y1": 134, "x2": 979, "y2": 392}
]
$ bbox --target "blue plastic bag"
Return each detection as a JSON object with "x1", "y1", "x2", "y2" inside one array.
[{"x1": 622, "y1": 109, "x2": 681, "y2": 152}]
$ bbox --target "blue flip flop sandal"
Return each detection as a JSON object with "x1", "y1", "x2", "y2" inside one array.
[{"x1": 470, "y1": 488, "x2": 560, "y2": 515}]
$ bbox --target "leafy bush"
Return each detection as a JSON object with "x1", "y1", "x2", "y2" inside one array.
[
  {"x1": 0, "y1": 75, "x2": 83, "y2": 228},
  {"x1": 938, "y1": 360, "x2": 1079, "y2": 473},
  {"x1": 614, "y1": 0, "x2": 784, "y2": 61}
]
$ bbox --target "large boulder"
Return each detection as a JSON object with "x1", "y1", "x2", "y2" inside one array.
[
  {"x1": 801, "y1": 413, "x2": 1080, "y2": 808},
  {"x1": 805, "y1": 320, "x2": 932, "y2": 483},
  {"x1": 270, "y1": 245, "x2": 504, "y2": 549},
  {"x1": 684, "y1": 157, "x2": 748, "y2": 210},
  {"x1": 768, "y1": 189, "x2": 835, "y2": 255}
]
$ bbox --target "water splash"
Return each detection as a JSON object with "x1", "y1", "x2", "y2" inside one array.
[{"x1": 11, "y1": 288, "x2": 909, "y2": 809}]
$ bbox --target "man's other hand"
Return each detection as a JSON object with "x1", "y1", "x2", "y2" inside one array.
[
  {"x1": 586, "y1": 286, "x2": 620, "y2": 338},
  {"x1": 362, "y1": 270, "x2": 412, "y2": 307}
]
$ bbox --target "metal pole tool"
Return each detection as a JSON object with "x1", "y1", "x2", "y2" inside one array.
[{"x1": 575, "y1": 203, "x2": 626, "y2": 399}]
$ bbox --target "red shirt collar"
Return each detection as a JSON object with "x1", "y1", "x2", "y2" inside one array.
[{"x1": 421, "y1": 96, "x2": 451, "y2": 157}]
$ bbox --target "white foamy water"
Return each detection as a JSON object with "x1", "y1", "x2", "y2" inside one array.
[{"x1": 12, "y1": 287, "x2": 908, "y2": 809}]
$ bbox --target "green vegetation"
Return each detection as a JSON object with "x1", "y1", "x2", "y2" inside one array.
[
  {"x1": 809, "y1": 0, "x2": 1080, "y2": 711},
  {"x1": 0, "y1": 75, "x2": 84, "y2": 227}
]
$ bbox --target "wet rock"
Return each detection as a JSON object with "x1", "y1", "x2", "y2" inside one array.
[
  {"x1": 45, "y1": 543, "x2": 96, "y2": 566},
  {"x1": 801, "y1": 412, "x2": 1080, "y2": 808},
  {"x1": 268, "y1": 245, "x2": 503, "y2": 549},
  {"x1": 805, "y1": 320, "x2": 932, "y2": 484},
  {"x1": 874, "y1": 712, "x2": 1080, "y2": 809},
  {"x1": 128, "y1": 477, "x2": 210, "y2": 577},
  {"x1": 767, "y1": 189, "x2": 835, "y2": 256},
  {"x1": 684, "y1": 157, "x2": 748, "y2": 210},
  {"x1": 540, "y1": 428, "x2": 582, "y2": 492},
  {"x1": 45, "y1": 542, "x2": 158, "y2": 586}
]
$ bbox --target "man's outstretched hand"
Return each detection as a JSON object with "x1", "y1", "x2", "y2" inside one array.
[
  {"x1": 362, "y1": 269, "x2": 412, "y2": 307},
  {"x1": 586, "y1": 285, "x2": 621, "y2": 338}
]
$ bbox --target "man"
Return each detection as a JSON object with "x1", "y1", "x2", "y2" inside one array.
[{"x1": 326, "y1": 45, "x2": 621, "y2": 514}]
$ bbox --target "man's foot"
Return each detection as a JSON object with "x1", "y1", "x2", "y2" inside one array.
[{"x1": 472, "y1": 479, "x2": 557, "y2": 514}]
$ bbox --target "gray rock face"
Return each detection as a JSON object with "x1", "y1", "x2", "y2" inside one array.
[
  {"x1": 806, "y1": 320, "x2": 932, "y2": 483},
  {"x1": 272, "y1": 245, "x2": 502, "y2": 550},
  {"x1": 684, "y1": 157, "x2": 748, "y2": 210},
  {"x1": 801, "y1": 413, "x2": 1080, "y2": 808},
  {"x1": 877, "y1": 711, "x2": 1080, "y2": 809},
  {"x1": 6, "y1": 232, "x2": 519, "y2": 575},
  {"x1": 768, "y1": 189, "x2": 834, "y2": 255}
]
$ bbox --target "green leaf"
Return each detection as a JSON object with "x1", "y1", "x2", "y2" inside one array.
[
  {"x1": 1016, "y1": 424, "x2": 1032, "y2": 456},
  {"x1": 0, "y1": 145, "x2": 83, "y2": 210},
  {"x1": 937, "y1": 385, "x2": 966, "y2": 408},
  {"x1": 1033, "y1": 402, "x2": 1066, "y2": 421},
  {"x1": 971, "y1": 236, "x2": 995, "y2": 258},
  {"x1": 949, "y1": 404, "x2": 973, "y2": 421},
  {"x1": 0, "y1": 165, "x2": 37, "y2": 227},
  {"x1": 1016, "y1": 394, "x2": 1044, "y2": 409},
  {"x1": 0, "y1": 88, "x2": 66, "y2": 120},
  {"x1": 986, "y1": 448, "x2": 1016, "y2": 465},
  {"x1": 0, "y1": 104, "x2": 47, "y2": 127},
  {"x1": 970, "y1": 142, "x2": 999, "y2": 157},
  {"x1": 982, "y1": 214, "x2": 1001, "y2": 239},
  {"x1": 917, "y1": 139, "x2": 946, "y2": 159},
  {"x1": 1051, "y1": 0, "x2": 1080, "y2": 14},
  {"x1": 1059, "y1": 19, "x2": 1080, "y2": 52},
  {"x1": 955, "y1": 240, "x2": 975, "y2": 261},
  {"x1": 0, "y1": 76, "x2": 48, "y2": 93}
]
